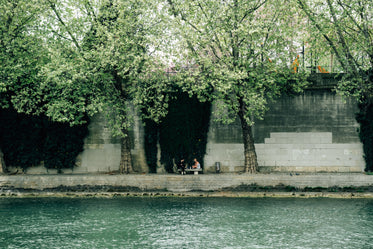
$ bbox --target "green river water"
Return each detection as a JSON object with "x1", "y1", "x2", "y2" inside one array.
[{"x1": 0, "y1": 197, "x2": 372, "y2": 249}]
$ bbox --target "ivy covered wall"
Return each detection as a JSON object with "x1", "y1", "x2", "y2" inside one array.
[
  {"x1": 0, "y1": 109, "x2": 89, "y2": 172},
  {"x1": 356, "y1": 102, "x2": 373, "y2": 172}
]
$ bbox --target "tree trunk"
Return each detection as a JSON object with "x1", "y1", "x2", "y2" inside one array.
[
  {"x1": 119, "y1": 128, "x2": 134, "y2": 174},
  {"x1": 240, "y1": 117, "x2": 258, "y2": 173},
  {"x1": 238, "y1": 97, "x2": 258, "y2": 173}
]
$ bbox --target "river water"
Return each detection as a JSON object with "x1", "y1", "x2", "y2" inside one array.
[{"x1": 1, "y1": 197, "x2": 372, "y2": 249}]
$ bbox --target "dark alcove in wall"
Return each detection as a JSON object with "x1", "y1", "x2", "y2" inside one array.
[{"x1": 144, "y1": 91, "x2": 211, "y2": 173}]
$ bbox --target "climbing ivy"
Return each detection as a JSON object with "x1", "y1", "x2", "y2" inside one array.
[
  {"x1": 43, "y1": 119, "x2": 89, "y2": 171},
  {"x1": 0, "y1": 109, "x2": 44, "y2": 171},
  {"x1": 0, "y1": 108, "x2": 89, "y2": 172},
  {"x1": 144, "y1": 119, "x2": 158, "y2": 173},
  {"x1": 356, "y1": 102, "x2": 373, "y2": 172}
]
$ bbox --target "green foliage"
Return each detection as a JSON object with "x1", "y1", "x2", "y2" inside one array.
[
  {"x1": 1, "y1": 0, "x2": 169, "y2": 136},
  {"x1": 298, "y1": 0, "x2": 373, "y2": 101},
  {"x1": 140, "y1": 75, "x2": 182, "y2": 173},
  {"x1": 356, "y1": 102, "x2": 373, "y2": 172},
  {"x1": 166, "y1": 0, "x2": 309, "y2": 172},
  {"x1": 135, "y1": 72, "x2": 175, "y2": 124},
  {"x1": 1, "y1": 0, "x2": 172, "y2": 173},
  {"x1": 298, "y1": 0, "x2": 373, "y2": 171},
  {"x1": 0, "y1": 108, "x2": 89, "y2": 172},
  {"x1": 166, "y1": 0, "x2": 308, "y2": 125},
  {"x1": 0, "y1": 0, "x2": 48, "y2": 111}
]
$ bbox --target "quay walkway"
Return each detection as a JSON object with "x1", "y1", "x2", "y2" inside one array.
[{"x1": 0, "y1": 173, "x2": 372, "y2": 198}]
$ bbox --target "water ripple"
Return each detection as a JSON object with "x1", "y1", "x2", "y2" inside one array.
[{"x1": 0, "y1": 197, "x2": 372, "y2": 248}]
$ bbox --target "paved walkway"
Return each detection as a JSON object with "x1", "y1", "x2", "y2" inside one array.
[{"x1": 1, "y1": 173, "x2": 372, "y2": 193}]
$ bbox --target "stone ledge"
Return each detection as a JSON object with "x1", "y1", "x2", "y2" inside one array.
[
  {"x1": 258, "y1": 166, "x2": 364, "y2": 173},
  {"x1": 0, "y1": 191, "x2": 372, "y2": 199},
  {"x1": 1, "y1": 173, "x2": 372, "y2": 194}
]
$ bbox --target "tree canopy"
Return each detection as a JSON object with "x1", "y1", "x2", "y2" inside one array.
[
  {"x1": 4, "y1": 0, "x2": 371, "y2": 173},
  {"x1": 1, "y1": 0, "x2": 171, "y2": 172},
  {"x1": 166, "y1": 0, "x2": 308, "y2": 172},
  {"x1": 298, "y1": 0, "x2": 373, "y2": 102},
  {"x1": 0, "y1": 0, "x2": 47, "y2": 111}
]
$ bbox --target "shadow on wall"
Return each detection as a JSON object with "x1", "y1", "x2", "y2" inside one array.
[
  {"x1": 145, "y1": 91, "x2": 211, "y2": 173},
  {"x1": 0, "y1": 108, "x2": 89, "y2": 173}
]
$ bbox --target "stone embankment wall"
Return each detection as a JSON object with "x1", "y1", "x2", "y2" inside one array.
[
  {"x1": 204, "y1": 74, "x2": 364, "y2": 173},
  {"x1": 23, "y1": 112, "x2": 148, "y2": 174},
  {"x1": 1, "y1": 174, "x2": 372, "y2": 193},
  {"x1": 7, "y1": 74, "x2": 365, "y2": 174},
  {"x1": 77, "y1": 113, "x2": 148, "y2": 173}
]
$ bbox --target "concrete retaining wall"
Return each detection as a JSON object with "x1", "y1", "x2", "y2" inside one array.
[
  {"x1": 16, "y1": 112, "x2": 149, "y2": 174},
  {"x1": 204, "y1": 87, "x2": 364, "y2": 173},
  {"x1": 0, "y1": 174, "x2": 372, "y2": 192},
  {"x1": 3, "y1": 75, "x2": 365, "y2": 174},
  {"x1": 256, "y1": 132, "x2": 363, "y2": 172},
  {"x1": 77, "y1": 112, "x2": 148, "y2": 173}
]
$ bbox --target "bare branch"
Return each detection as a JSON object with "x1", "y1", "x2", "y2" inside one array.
[
  {"x1": 48, "y1": 0, "x2": 81, "y2": 51},
  {"x1": 326, "y1": 0, "x2": 359, "y2": 74},
  {"x1": 239, "y1": 0, "x2": 267, "y2": 24},
  {"x1": 85, "y1": 0, "x2": 97, "y2": 21},
  {"x1": 297, "y1": 0, "x2": 347, "y2": 70}
]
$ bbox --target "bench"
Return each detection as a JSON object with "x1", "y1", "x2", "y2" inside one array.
[{"x1": 185, "y1": 168, "x2": 203, "y2": 175}]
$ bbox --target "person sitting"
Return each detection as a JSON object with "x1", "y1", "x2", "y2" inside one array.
[
  {"x1": 177, "y1": 158, "x2": 186, "y2": 175},
  {"x1": 192, "y1": 158, "x2": 201, "y2": 169}
]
